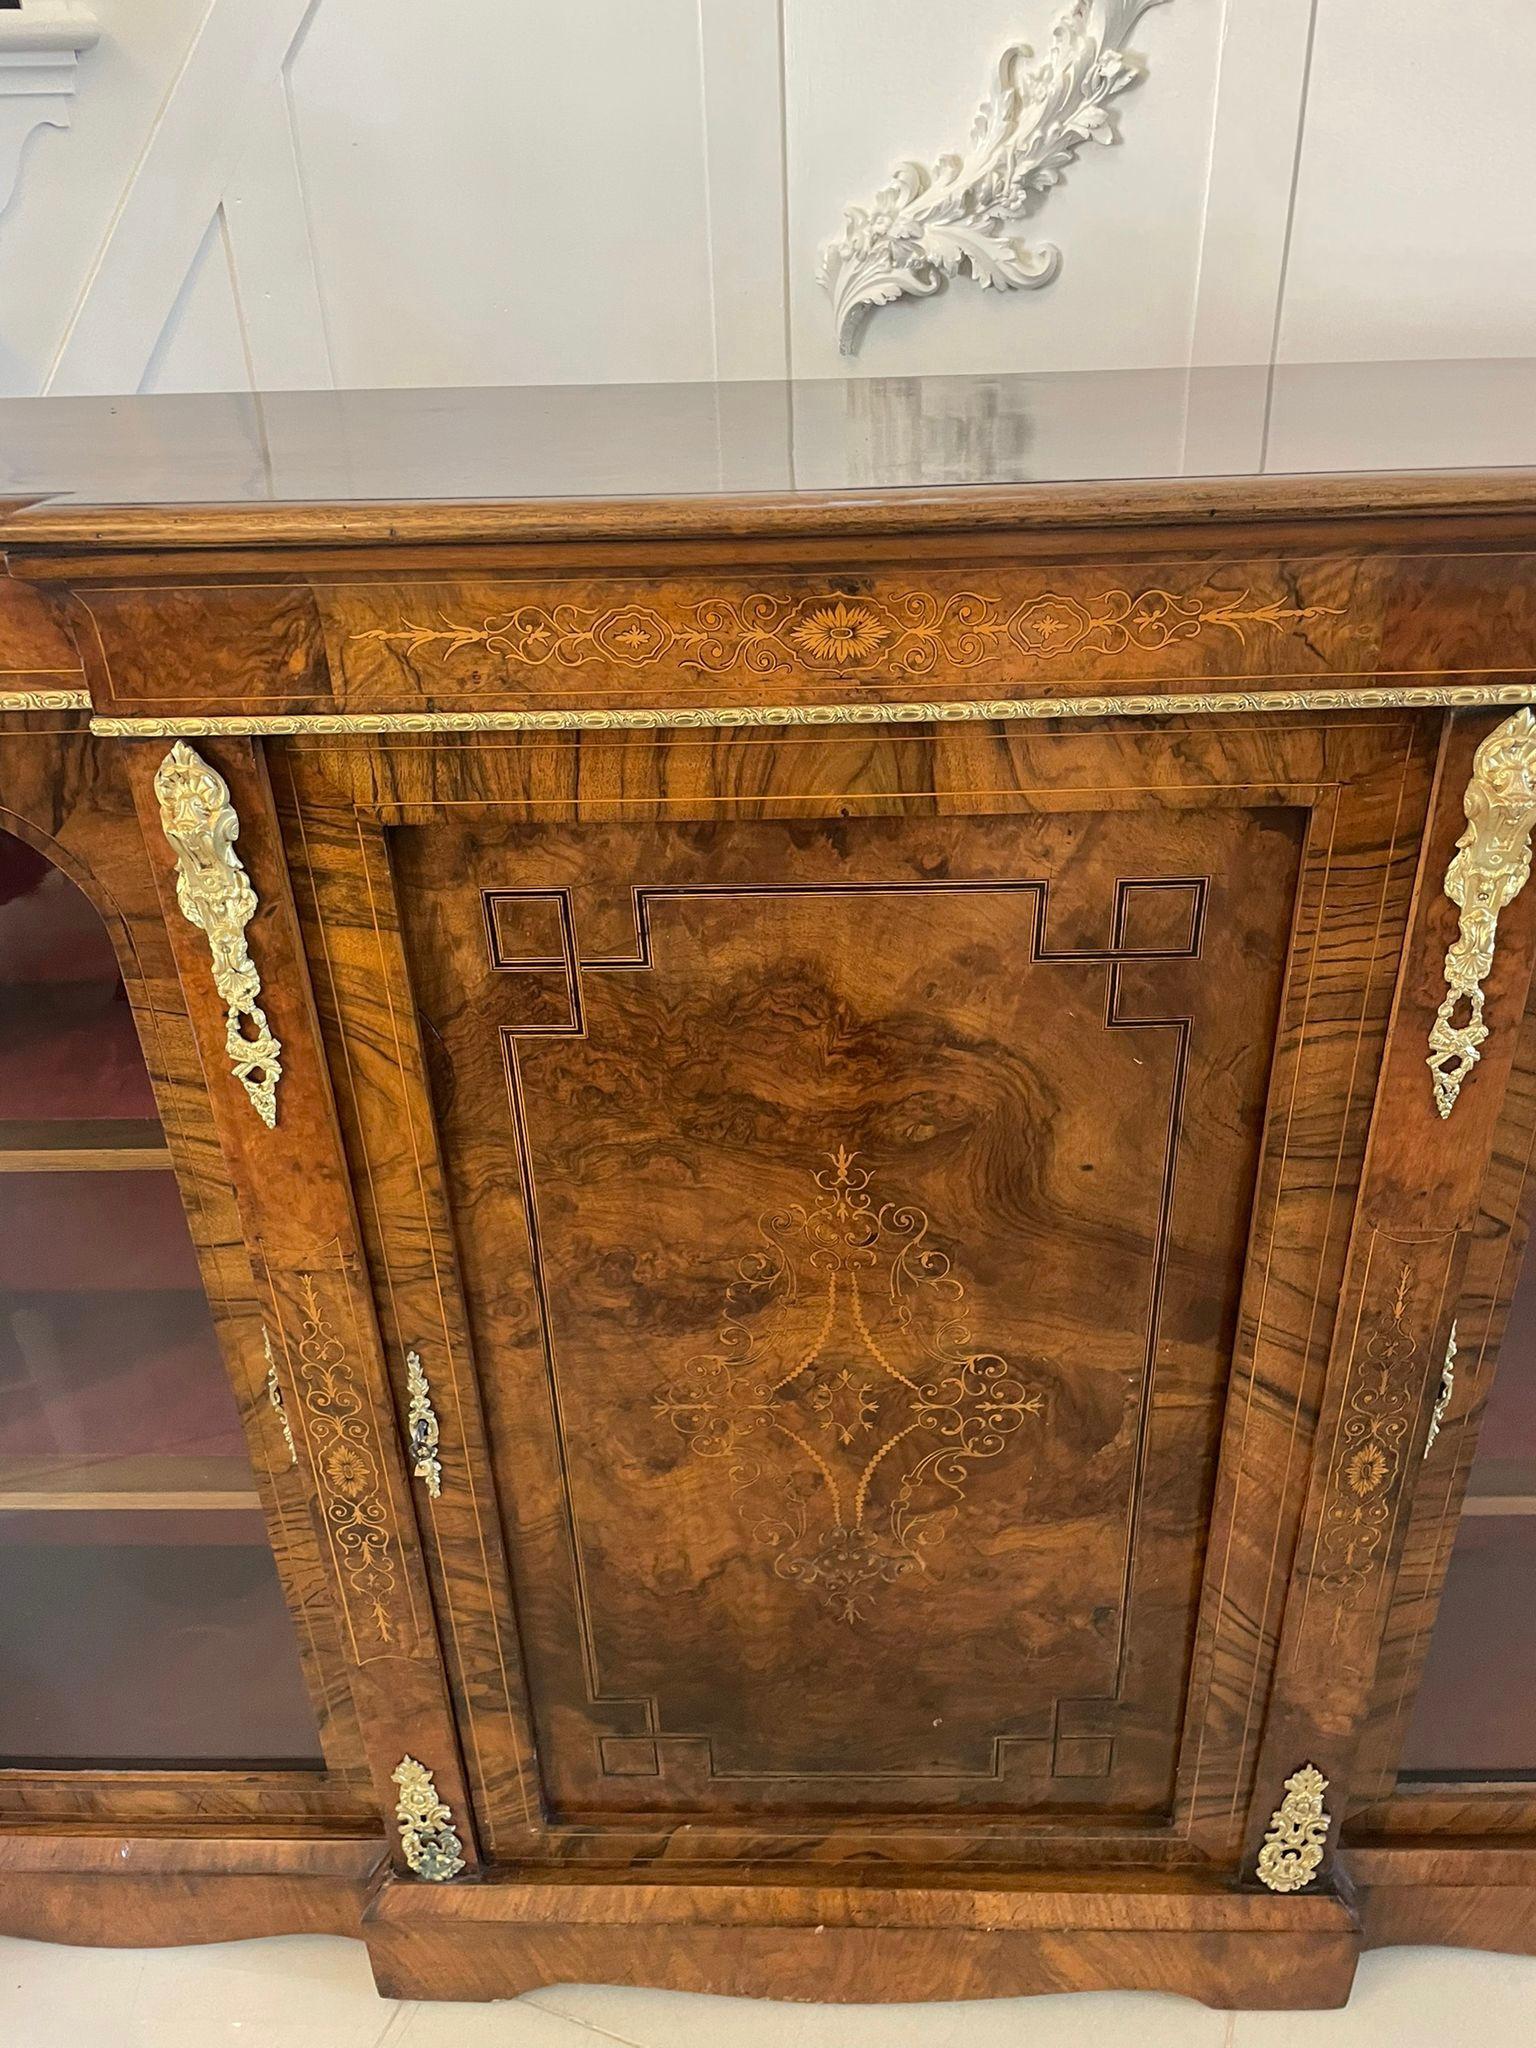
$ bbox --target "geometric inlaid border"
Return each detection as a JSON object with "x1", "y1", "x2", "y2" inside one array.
[{"x1": 488, "y1": 871, "x2": 1205, "y2": 1791}]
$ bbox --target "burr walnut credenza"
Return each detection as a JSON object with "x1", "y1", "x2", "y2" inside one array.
[{"x1": 3, "y1": 374, "x2": 1536, "y2": 2010}]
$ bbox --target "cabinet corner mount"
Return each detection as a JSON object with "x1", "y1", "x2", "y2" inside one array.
[
  {"x1": 1428, "y1": 706, "x2": 1536, "y2": 1118},
  {"x1": 153, "y1": 740, "x2": 284, "y2": 1127}
]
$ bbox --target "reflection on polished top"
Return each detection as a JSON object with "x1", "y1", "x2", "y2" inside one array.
[{"x1": 1, "y1": 360, "x2": 1535, "y2": 517}]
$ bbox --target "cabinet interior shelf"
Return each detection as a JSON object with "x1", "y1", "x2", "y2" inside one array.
[
  {"x1": 0, "y1": 1454, "x2": 260, "y2": 1513},
  {"x1": 0, "y1": 1118, "x2": 171, "y2": 1173},
  {"x1": 1462, "y1": 1458, "x2": 1536, "y2": 1516}
]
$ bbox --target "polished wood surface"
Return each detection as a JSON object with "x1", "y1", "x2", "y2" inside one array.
[
  {"x1": 0, "y1": 1832, "x2": 384, "y2": 1948},
  {"x1": 365, "y1": 1869, "x2": 1361, "y2": 2009},
  {"x1": 400, "y1": 794, "x2": 1284, "y2": 1836},
  {"x1": 5, "y1": 423, "x2": 1536, "y2": 2001},
  {"x1": 119, "y1": 736, "x2": 481, "y2": 1874}
]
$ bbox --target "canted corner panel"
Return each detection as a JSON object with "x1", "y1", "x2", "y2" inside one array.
[
  {"x1": 269, "y1": 782, "x2": 546, "y2": 1859},
  {"x1": 1177, "y1": 722, "x2": 1436, "y2": 1857},
  {"x1": 272, "y1": 1255, "x2": 423, "y2": 1668}
]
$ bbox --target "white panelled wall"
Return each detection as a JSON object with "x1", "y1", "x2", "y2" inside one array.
[{"x1": 0, "y1": 0, "x2": 1532, "y2": 442}]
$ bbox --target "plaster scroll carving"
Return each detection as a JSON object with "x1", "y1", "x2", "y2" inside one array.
[{"x1": 818, "y1": 0, "x2": 1170, "y2": 354}]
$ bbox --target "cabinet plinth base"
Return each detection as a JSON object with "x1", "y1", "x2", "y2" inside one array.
[
  {"x1": 1357, "y1": 1844, "x2": 1536, "y2": 1957},
  {"x1": 0, "y1": 1832, "x2": 385, "y2": 1949},
  {"x1": 362, "y1": 1872, "x2": 1361, "y2": 2009}
]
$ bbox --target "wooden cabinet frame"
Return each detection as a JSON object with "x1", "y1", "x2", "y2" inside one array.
[{"x1": 6, "y1": 464, "x2": 1536, "y2": 2004}]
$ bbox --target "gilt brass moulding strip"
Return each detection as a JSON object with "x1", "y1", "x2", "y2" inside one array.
[
  {"x1": 86, "y1": 682, "x2": 1536, "y2": 737},
  {"x1": 0, "y1": 688, "x2": 91, "y2": 711}
]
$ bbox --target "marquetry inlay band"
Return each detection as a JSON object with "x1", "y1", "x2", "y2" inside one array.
[{"x1": 346, "y1": 584, "x2": 1344, "y2": 675}]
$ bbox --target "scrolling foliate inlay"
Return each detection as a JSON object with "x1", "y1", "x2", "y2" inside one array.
[
  {"x1": 654, "y1": 1148, "x2": 1043, "y2": 1624},
  {"x1": 294, "y1": 1273, "x2": 400, "y2": 1654},
  {"x1": 1428, "y1": 706, "x2": 1536, "y2": 1117},
  {"x1": 350, "y1": 584, "x2": 1343, "y2": 681},
  {"x1": 1319, "y1": 1258, "x2": 1418, "y2": 1612}
]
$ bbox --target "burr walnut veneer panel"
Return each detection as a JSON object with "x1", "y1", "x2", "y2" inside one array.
[
  {"x1": 396, "y1": 809, "x2": 1282, "y2": 1830},
  {"x1": 276, "y1": 714, "x2": 1433, "y2": 1884}
]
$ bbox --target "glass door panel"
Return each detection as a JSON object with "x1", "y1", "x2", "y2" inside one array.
[
  {"x1": 0, "y1": 1509, "x2": 323, "y2": 1764},
  {"x1": 1401, "y1": 1235, "x2": 1536, "y2": 1777},
  {"x1": 0, "y1": 826, "x2": 324, "y2": 1768}
]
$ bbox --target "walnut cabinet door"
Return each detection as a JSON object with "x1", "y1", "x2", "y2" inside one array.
[{"x1": 275, "y1": 713, "x2": 1435, "y2": 1876}]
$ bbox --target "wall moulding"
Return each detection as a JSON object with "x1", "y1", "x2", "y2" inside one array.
[
  {"x1": 0, "y1": 2, "x2": 98, "y2": 224},
  {"x1": 818, "y1": 0, "x2": 1170, "y2": 354}
]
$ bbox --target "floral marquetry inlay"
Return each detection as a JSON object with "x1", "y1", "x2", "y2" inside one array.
[
  {"x1": 294, "y1": 1273, "x2": 400, "y2": 1655},
  {"x1": 654, "y1": 1149, "x2": 1043, "y2": 1624},
  {"x1": 1319, "y1": 1258, "x2": 1418, "y2": 1613},
  {"x1": 350, "y1": 584, "x2": 1344, "y2": 683}
]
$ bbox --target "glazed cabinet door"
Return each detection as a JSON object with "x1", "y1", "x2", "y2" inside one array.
[
  {"x1": 1350, "y1": 722, "x2": 1536, "y2": 1844},
  {"x1": 0, "y1": 723, "x2": 372, "y2": 1829},
  {"x1": 276, "y1": 713, "x2": 1434, "y2": 1876}
]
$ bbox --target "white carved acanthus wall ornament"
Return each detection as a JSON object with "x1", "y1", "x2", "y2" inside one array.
[
  {"x1": 818, "y1": 0, "x2": 1170, "y2": 355},
  {"x1": 0, "y1": 2, "x2": 98, "y2": 224}
]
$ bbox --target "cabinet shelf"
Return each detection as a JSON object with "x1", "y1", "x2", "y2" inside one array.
[
  {"x1": 1461, "y1": 1458, "x2": 1536, "y2": 1517},
  {"x1": 0, "y1": 1118, "x2": 170, "y2": 1173},
  {"x1": 0, "y1": 1454, "x2": 260, "y2": 1514}
]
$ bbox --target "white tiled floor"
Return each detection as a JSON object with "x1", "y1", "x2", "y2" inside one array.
[{"x1": 1, "y1": 1938, "x2": 1532, "y2": 2048}]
